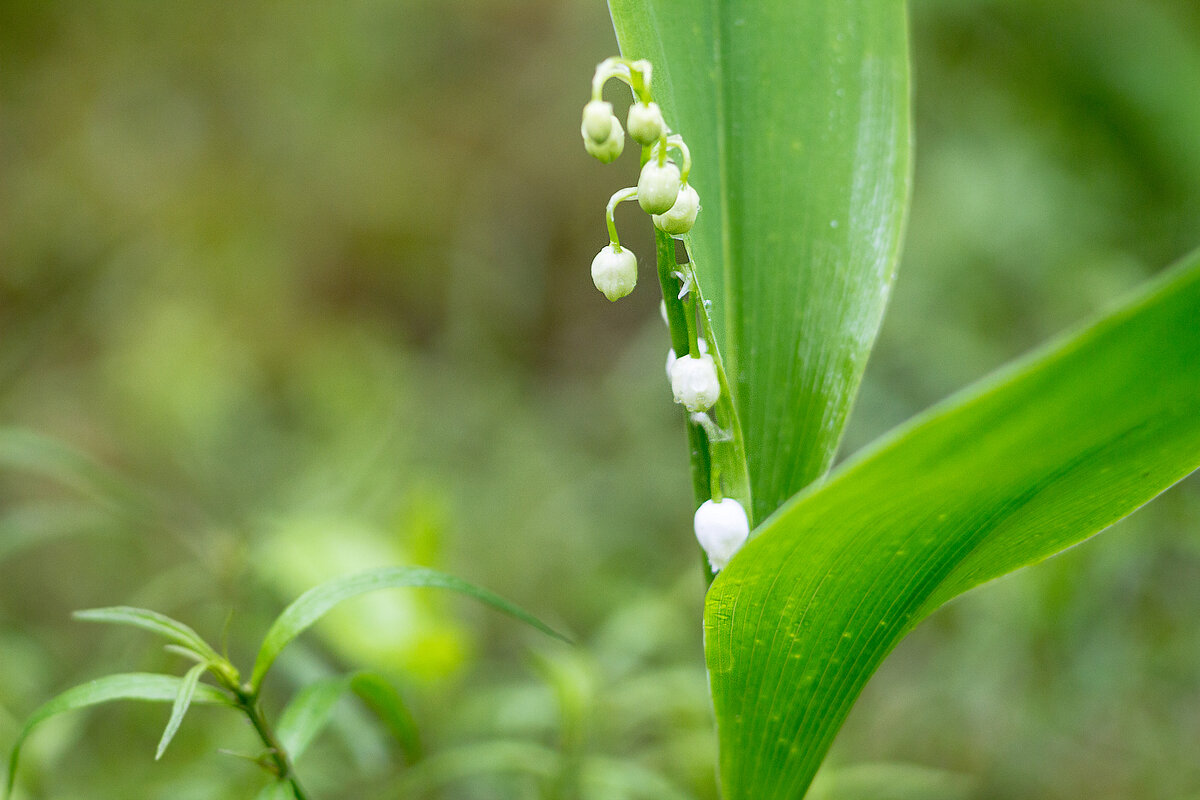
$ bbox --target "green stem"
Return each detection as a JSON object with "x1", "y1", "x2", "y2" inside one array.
[
  {"x1": 685, "y1": 254, "x2": 753, "y2": 524},
  {"x1": 606, "y1": 187, "x2": 638, "y2": 246},
  {"x1": 233, "y1": 690, "x2": 311, "y2": 800}
]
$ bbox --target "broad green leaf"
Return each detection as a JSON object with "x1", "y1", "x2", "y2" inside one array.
[
  {"x1": 609, "y1": 1, "x2": 912, "y2": 520},
  {"x1": 705, "y1": 250, "x2": 1200, "y2": 799},
  {"x1": 155, "y1": 662, "x2": 207, "y2": 760},
  {"x1": 74, "y1": 606, "x2": 223, "y2": 665},
  {"x1": 276, "y1": 672, "x2": 422, "y2": 763},
  {"x1": 250, "y1": 566, "x2": 568, "y2": 692},
  {"x1": 4, "y1": 673, "x2": 230, "y2": 798}
]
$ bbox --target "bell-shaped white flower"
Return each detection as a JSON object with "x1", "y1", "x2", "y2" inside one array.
[
  {"x1": 652, "y1": 183, "x2": 700, "y2": 235},
  {"x1": 637, "y1": 158, "x2": 681, "y2": 214},
  {"x1": 591, "y1": 244, "x2": 637, "y2": 301},
  {"x1": 627, "y1": 101, "x2": 665, "y2": 146},
  {"x1": 694, "y1": 498, "x2": 749, "y2": 572},
  {"x1": 665, "y1": 338, "x2": 707, "y2": 381},
  {"x1": 670, "y1": 352, "x2": 720, "y2": 412},
  {"x1": 583, "y1": 117, "x2": 625, "y2": 164},
  {"x1": 581, "y1": 100, "x2": 615, "y2": 143}
]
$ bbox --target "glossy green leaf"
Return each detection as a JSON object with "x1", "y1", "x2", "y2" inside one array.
[
  {"x1": 74, "y1": 606, "x2": 223, "y2": 665},
  {"x1": 4, "y1": 673, "x2": 230, "y2": 798},
  {"x1": 250, "y1": 566, "x2": 568, "y2": 692},
  {"x1": 609, "y1": 0, "x2": 912, "y2": 520},
  {"x1": 705, "y1": 250, "x2": 1200, "y2": 799},
  {"x1": 155, "y1": 662, "x2": 207, "y2": 760}
]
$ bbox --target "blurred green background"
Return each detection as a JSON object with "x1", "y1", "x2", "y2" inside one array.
[{"x1": 2, "y1": 1, "x2": 1199, "y2": 798}]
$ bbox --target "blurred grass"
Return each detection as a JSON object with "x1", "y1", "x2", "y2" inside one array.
[{"x1": 1, "y1": 0, "x2": 1199, "y2": 798}]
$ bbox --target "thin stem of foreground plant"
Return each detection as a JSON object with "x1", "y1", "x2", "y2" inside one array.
[{"x1": 233, "y1": 689, "x2": 311, "y2": 800}]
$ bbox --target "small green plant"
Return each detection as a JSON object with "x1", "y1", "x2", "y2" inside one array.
[{"x1": 3, "y1": 568, "x2": 564, "y2": 800}]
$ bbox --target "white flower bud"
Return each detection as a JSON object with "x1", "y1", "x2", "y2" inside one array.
[
  {"x1": 582, "y1": 100, "x2": 614, "y2": 143},
  {"x1": 583, "y1": 116, "x2": 625, "y2": 164},
  {"x1": 652, "y1": 183, "x2": 700, "y2": 235},
  {"x1": 627, "y1": 101, "x2": 665, "y2": 145},
  {"x1": 694, "y1": 498, "x2": 750, "y2": 572},
  {"x1": 590, "y1": 244, "x2": 637, "y2": 301},
  {"x1": 665, "y1": 338, "x2": 707, "y2": 381},
  {"x1": 669, "y1": 352, "x2": 720, "y2": 412},
  {"x1": 637, "y1": 158, "x2": 681, "y2": 214}
]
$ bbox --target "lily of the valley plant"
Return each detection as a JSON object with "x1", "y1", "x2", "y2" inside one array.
[{"x1": 585, "y1": 1, "x2": 1200, "y2": 798}]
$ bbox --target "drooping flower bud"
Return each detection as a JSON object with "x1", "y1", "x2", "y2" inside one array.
[
  {"x1": 583, "y1": 117, "x2": 625, "y2": 164},
  {"x1": 627, "y1": 101, "x2": 665, "y2": 146},
  {"x1": 665, "y1": 338, "x2": 708, "y2": 381},
  {"x1": 694, "y1": 498, "x2": 749, "y2": 571},
  {"x1": 590, "y1": 244, "x2": 637, "y2": 301},
  {"x1": 582, "y1": 100, "x2": 615, "y2": 143},
  {"x1": 669, "y1": 352, "x2": 720, "y2": 412},
  {"x1": 652, "y1": 184, "x2": 700, "y2": 235},
  {"x1": 637, "y1": 158, "x2": 681, "y2": 214}
]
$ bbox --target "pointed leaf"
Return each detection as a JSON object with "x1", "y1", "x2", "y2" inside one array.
[
  {"x1": 705, "y1": 250, "x2": 1200, "y2": 798},
  {"x1": 609, "y1": 1, "x2": 912, "y2": 519},
  {"x1": 348, "y1": 672, "x2": 422, "y2": 764},
  {"x1": 276, "y1": 677, "x2": 348, "y2": 761},
  {"x1": 5, "y1": 673, "x2": 230, "y2": 798},
  {"x1": 250, "y1": 566, "x2": 568, "y2": 692},
  {"x1": 275, "y1": 671, "x2": 422, "y2": 764},
  {"x1": 155, "y1": 663, "x2": 207, "y2": 760},
  {"x1": 74, "y1": 606, "x2": 223, "y2": 664}
]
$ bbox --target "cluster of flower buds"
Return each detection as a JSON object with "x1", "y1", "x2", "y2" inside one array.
[
  {"x1": 581, "y1": 57, "x2": 747, "y2": 573},
  {"x1": 581, "y1": 57, "x2": 701, "y2": 303}
]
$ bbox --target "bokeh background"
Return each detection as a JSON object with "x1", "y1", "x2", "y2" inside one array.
[{"x1": 2, "y1": 0, "x2": 1200, "y2": 798}]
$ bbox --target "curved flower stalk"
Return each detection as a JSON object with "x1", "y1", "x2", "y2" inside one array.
[{"x1": 579, "y1": 57, "x2": 751, "y2": 579}]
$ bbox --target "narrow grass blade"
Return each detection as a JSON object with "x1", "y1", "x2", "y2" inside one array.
[
  {"x1": 155, "y1": 662, "x2": 207, "y2": 760},
  {"x1": 250, "y1": 566, "x2": 568, "y2": 692},
  {"x1": 4, "y1": 673, "x2": 229, "y2": 798},
  {"x1": 74, "y1": 606, "x2": 222, "y2": 664},
  {"x1": 705, "y1": 250, "x2": 1200, "y2": 798}
]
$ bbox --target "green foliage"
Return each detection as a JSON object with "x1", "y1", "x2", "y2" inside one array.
[
  {"x1": 250, "y1": 566, "x2": 569, "y2": 692},
  {"x1": 610, "y1": 0, "x2": 912, "y2": 521},
  {"x1": 4, "y1": 674, "x2": 230, "y2": 799},
  {"x1": 706, "y1": 251, "x2": 1200, "y2": 797},
  {"x1": 74, "y1": 607, "x2": 224, "y2": 666},
  {"x1": 610, "y1": 1, "x2": 1200, "y2": 798},
  {"x1": 156, "y1": 663, "x2": 207, "y2": 760},
  {"x1": 5, "y1": 571, "x2": 561, "y2": 798},
  {"x1": 276, "y1": 672, "x2": 420, "y2": 763}
]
